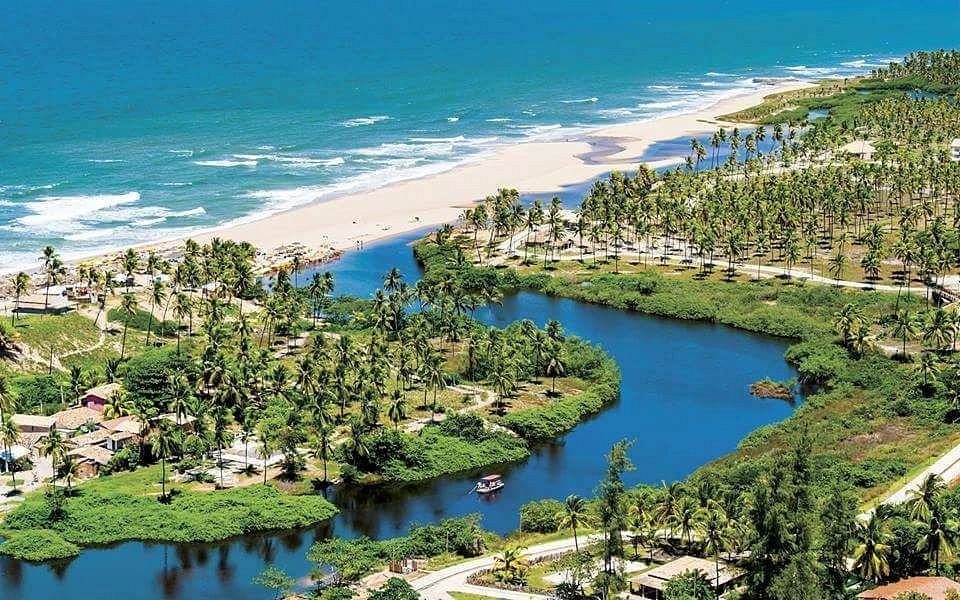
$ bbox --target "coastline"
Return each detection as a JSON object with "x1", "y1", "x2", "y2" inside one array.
[{"x1": 6, "y1": 80, "x2": 813, "y2": 277}]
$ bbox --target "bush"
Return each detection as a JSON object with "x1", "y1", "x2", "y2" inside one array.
[
  {"x1": 519, "y1": 499, "x2": 563, "y2": 533},
  {"x1": 107, "y1": 307, "x2": 179, "y2": 337},
  {"x1": 2, "y1": 475, "x2": 338, "y2": 550},
  {"x1": 122, "y1": 346, "x2": 194, "y2": 410},
  {"x1": 11, "y1": 374, "x2": 64, "y2": 414},
  {"x1": 0, "y1": 529, "x2": 80, "y2": 561}
]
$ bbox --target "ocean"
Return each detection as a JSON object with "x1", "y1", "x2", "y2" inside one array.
[{"x1": 1, "y1": 0, "x2": 957, "y2": 271}]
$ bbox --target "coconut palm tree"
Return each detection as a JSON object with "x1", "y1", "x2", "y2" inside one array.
[
  {"x1": 11, "y1": 272, "x2": 29, "y2": 325},
  {"x1": 118, "y1": 293, "x2": 139, "y2": 359},
  {"x1": 891, "y1": 309, "x2": 919, "y2": 356},
  {"x1": 387, "y1": 390, "x2": 407, "y2": 431},
  {"x1": 544, "y1": 341, "x2": 566, "y2": 395},
  {"x1": 909, "y1": 473, "x2": 946, "y2": 522},
  {"x1": 853, "y1": 512, "x2": 891, "y2": 583},
  {"x1": 699, "y1": 507, "x2": 729, "y2": 598},
  {"x1": 60, "y1": 454, "x2": 80, "y2": 494},
  {"x1": 151, "y1": 420, "x2": 176, "y2": 502},
  {"x1": 39, "y1": 246, "x2": 60, "y2": 317},
  {"x1": 556, "y1": 494, "x2": 593, "y2": 552},
  {"x1": 144, "y1": 279, "x2": 167, "y2": 348},
  {"x1": 38, "y1": 428, "x2": 66, "y2": 491},
  {"x1": 0, "y1": 414, "x2": 21, "y2": 491},
  {"x1": 172, "y1": 292, "x2": 192, "y2": 353},
  {"x1": 312, "y1": 425, "x2": 333, "y2": 483}
]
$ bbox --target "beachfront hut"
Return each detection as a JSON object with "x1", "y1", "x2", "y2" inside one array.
[
  {"x1": 12, "y1": 413, "x2": 55, "y2": 434},
  {"x1": 80, "y1": 383, "x2": 121, "y2": 412},
  {"x1": 629, "y1": 555, "x2": 741, "y2": 599},
  {"x1": 950, "y1": 138, "x2": 960, "y2": 162},
  {"x1": 840, "y1": 140, "x2": 877, "y2": 161},
  {"x1": 857, "y1": 576, "x2": 960, "y2": 599},
  {"x1": 14, "y1": 293, "x2": 72, "y2": 315}
]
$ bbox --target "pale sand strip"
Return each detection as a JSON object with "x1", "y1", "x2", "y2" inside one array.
[
  {"x1": 20, "y1": 80, "x2": 812, "y2": 276},
  {"x1": 187, "y1": 81, "x2": 811, "y2": 252}
]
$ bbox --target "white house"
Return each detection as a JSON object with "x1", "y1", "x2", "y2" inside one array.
[{"x1": 950, "y1": 138, "x2": 960, "y2": 162}]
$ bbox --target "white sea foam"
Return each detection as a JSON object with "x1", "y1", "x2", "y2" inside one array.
[
  {"x1": 194, "y1": 159, "x2": 258, "y2": 167},
  {"x1": 168, "y1": 149, "x2": 194, "y2": 157},
  {"x1": 559, "y1": 97, "x2": 598, "y2": 104},
  {"x1": 87, "y1": 159, "x2": 125, "y2": 163},
  {"x1": 231, "y1": 154, "x2": 344, "y2": 168},
  {"x1": 18, "y1": 192, "x2": 141, "y2": 229},
  {"x1": 161, "y1": 182, "x2": 193, "y2": 187},
  {"x1": 341, "y1": 115, "x2": 391, "y2": 127},
  {"x1": 408, "y1": 135, "x2": 468, "y2": 143},
  {"x1": 705, "y1": 72, "x2": 736, "y2": 77},
  {"x1": 446, "y1": 116, "x2": 460, "y2": 122},
  {"x1": 648, "y1": 84, "x2": 681, "y2": 91},
  {"x1": 486, "y1": 118, "x2": 513, "y2": 123}
]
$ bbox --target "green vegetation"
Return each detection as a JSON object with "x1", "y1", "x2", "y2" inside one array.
[
  {"x1": 0, "y1": 466, "x2": 337, "y2": 558},
  {"x1": 0, "y1": 529, "x2": 80, "y2": 561}
]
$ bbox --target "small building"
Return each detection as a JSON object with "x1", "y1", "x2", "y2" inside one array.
[
  {"x1": 14, "y1": 293, "x2": 72, "y2": 315},
  {"x1": 630, "y1": 555, "x2": 742, "y2": 599},
  {"x1": 80, "y1": 383, "x2": 121, "y2": 412},
  {"x1": 200, "y1": 281, "x2": 223, "y2": 298},
  {"x1": 858, "y1": 576, "x2": 960, "y2": 599},
  {"x1": 66, "y1": 445, "x2": 114, "y2": 478},
  {"x1": 68, "y1": 428, "x2": 112, "y2": 449},
  {"x1": 52, "y1": 406, "x2": 103, "y2": 435},
  {"x1": 12, "y1": 413, "x2": 56, "y2": 434},
  {"x1": 950, "y1": 138, "x2": 960, "y2": 162},
  {"x1": 840, "y1": 139, "x2": 877, "y2": 161}
]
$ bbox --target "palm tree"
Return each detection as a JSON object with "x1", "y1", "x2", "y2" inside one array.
[
  {"x1": 556, "y1": 494, "x2": 592, "y2": 552},
  {"x1": 0, "y1": 414, "x2": 21, "y2": 491},
  {"x1": 699, "y1": 507, "x2": 729, "y2": 598},
  {"x1": 853, "y1": 512, "x2": 891, "y2": 583},
  {"x1": 38, "y1": 429, "x2": 66, "y2": 491},
  {"x1": 891, "y1": 309, "x2": 919, "y2": 356},
  {"x1": 144, "y1": 279, "x2": 167, "y2": 348},
  {"x1": 312, "y1": 425, "x2": 333, "y2": 483},
  {"x1": 172, "y1": 292, "x2": 192, "y2": 353},
  {"x1": 119, "y1": 293, "x2": 139, "y2": 359},
  {"x1": 60, "y1": 454, "x2": 81, "y2": 494},
  {"x1": 11, "y1": 272, "x2": 29, "y2": 325},
  {"x1": 39, "y1": 246, "x2": 60, "y2": 317},
  {"x1": 918, "y1": 512, "x2": 958, "y2": 575},
  {"x1": 493, "y1": 545, "x2": 528, "y2": 581},
  {"x1": 544, "y1": 341, "x2": 566, "y2": 395},
  {"x1": 151, "y1": 420, "x2": 176, "y2": 502},
  {"x1": 387, "y1": 390, "x2": 407, "y2": 431},
  {"x1": 211, "y1": 405, "x2": 231, "y2": 488},
  {"x1": 258, "y1": 432, "x2": 275, "y2": 485},
  {"x1": 121, "y1": 248, "x2": 139, "y2": 292},
  {"x1": 909, "y1": 473, "x2": 945, "y2": 522}
]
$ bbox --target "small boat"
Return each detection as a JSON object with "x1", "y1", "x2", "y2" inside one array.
[{"x1": 476, "y1": 474, "x2": 504, "y2": 494}]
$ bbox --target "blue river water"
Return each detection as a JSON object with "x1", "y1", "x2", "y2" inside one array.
[
  {"x1": 0, "y1": 231, "x2": 797, "y2": 599},
  {"x1": 3, "y1": 0, "x2": 959, "y2": 270}
]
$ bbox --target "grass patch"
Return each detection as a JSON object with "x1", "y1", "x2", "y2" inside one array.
[{"x1": 0, "y1": 529, "x2": 80, "y2": 561}]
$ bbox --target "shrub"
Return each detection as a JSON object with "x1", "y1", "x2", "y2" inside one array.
[
  {"x1": 519, "y1": 499, "x2": 564, "y2": 533},
  {"x1": 0, "y1": 529, "x2": 80, "y2": 561},
  {"x1": 122, "y1": 346, "x2": 194, "y2": 409},
  {"x1": 11, "y1": 374, "x2": 64, "y2": 414}
]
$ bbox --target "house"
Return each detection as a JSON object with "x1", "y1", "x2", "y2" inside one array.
[
  {"x1": 12, "y1": 413, "x2": 55, "y2": 434},
  {"x1": 857, "y1": 576, "x2": 960, "y2": 599},
  {"x1": 100, "y1": 415, "x2": 144, "y2": 451},
  {"x1": 52, "y1": 406, "x2": 103, "y2": 435},
  {"x1": 950, "y1": 138, "x2": 960, "y2": 162},
  {"x1": 14, "y1": 293, "x2": 72, "y2": 315},
  {"x1": 840, "y1": 139, "x2": 877, "y2": 161},
  {"x1": 154, "y1": 413, "x2": 197, "y2": 432},
  {"x1": 66, "y1": 445, "x2": 114, "y2": 478},
  {"x1": 200, "y1": 281, "x2": 223, "y2": 298},
  {"x1": 80, "y1": 383, "x2": 121, "y2": 412},
  {"x1": 630, "y1": 555, "x2": 742, "y2": 599}
]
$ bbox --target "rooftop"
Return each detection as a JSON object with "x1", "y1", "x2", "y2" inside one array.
[
  {"x1": 82, "y1": 382, "x2": 121, "y2": 400},
  {"x1": 53, "y1": 406, "x2": 103, "y2": 431},
  {"x1": 631, "y1": 555, "x2": 740, "y2": 591},
  {"x1": 67, "y1": 445, "x2": 114, "y2": 466},
  {"x1": 100, "y1": 415, "x2": 143, "y2": 435},
  {"x1": 840, "y1": 139, "x2": 878, "y2": 156},
  {"x1": 858, "y1": 577, "x2": 960, "y2": 599},
  {"x1": 12, "y1": 413, "x2": 56, "y2": 430}
]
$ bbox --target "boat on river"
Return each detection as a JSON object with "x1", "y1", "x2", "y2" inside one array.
[{"x1": 476, "y1": 474, "x2": 504, "y2": 494}]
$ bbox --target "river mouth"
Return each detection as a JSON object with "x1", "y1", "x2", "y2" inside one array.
[{"x1": 0, "y1": 231, "x2": 799, "y2": 599}]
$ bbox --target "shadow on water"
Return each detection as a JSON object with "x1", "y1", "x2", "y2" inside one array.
[{"x1": 3, "y1": 229, "x2": 800, "y2": 599}]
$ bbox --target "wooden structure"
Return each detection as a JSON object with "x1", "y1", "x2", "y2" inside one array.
[{"x1": 630, "y1": 555, "x2": 741, "y2": 599}]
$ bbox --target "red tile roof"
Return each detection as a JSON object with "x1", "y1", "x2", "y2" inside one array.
[{"x1": 858, "y1": 577, "x2": 960, "y2": 600}]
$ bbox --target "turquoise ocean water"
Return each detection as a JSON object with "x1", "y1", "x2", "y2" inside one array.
[{"x1": 1, "y1": 0, "x2": 958, "y2": 271}]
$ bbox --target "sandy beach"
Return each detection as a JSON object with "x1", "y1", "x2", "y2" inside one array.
[
  {"x1": 12, "y1": 80, "x2": 813, "y2": 278},
  {"x1": 187, "y1": 81, "x2": 812, "y2": 253}
]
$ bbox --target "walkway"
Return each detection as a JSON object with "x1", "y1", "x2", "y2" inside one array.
[{"x1": 412, "y1": 535, "x2": 599, "y2": 599}]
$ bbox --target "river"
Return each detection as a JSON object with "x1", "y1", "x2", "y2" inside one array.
[{"x1": 0, "y1": 231, "x2": 797, "y2": 599}]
